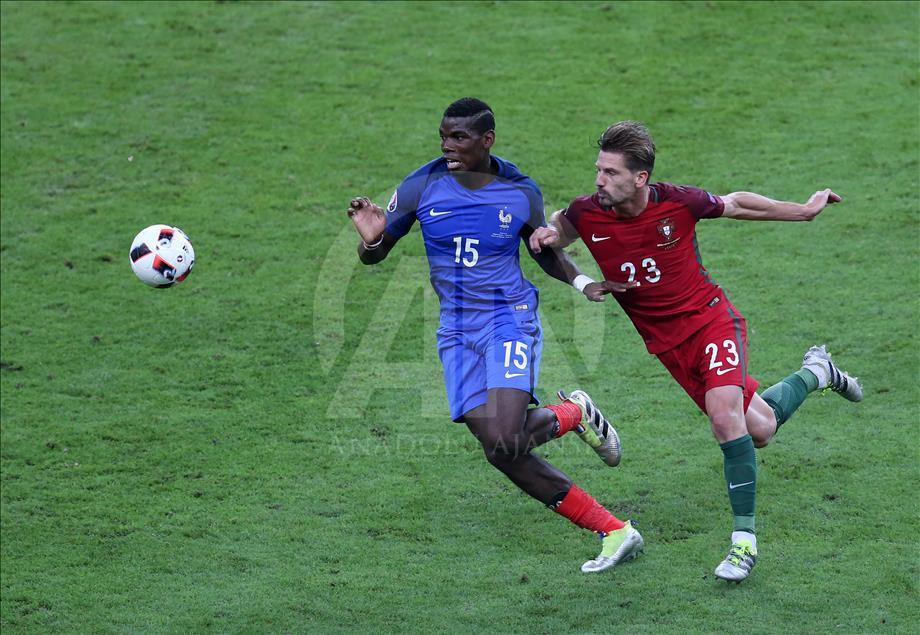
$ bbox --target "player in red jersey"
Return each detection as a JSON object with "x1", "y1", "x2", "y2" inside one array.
[{"x1": 529, "y1": 121, "x2": 863, "y2": 582}]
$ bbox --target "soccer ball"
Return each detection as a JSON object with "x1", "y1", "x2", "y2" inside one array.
[{"x1": 129, "y1": 225, "x2": 195, "y2": 288}]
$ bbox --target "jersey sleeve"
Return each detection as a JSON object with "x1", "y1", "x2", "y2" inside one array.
[
  {"x1": 561, "y1": 196, "x2": 589, "y2": 232},
  {"x1": 524, "y1": 182, "x2": 546, "y2": 231},
  {"x1": 676, "y1": 185, "x2": 724, "y2": 219},
  {"x1": 383, "y1": 178, "x2": 420, "y2": 240},
  {"x1": 561, "y1": 201, "x2": 576, "y2": 225}
]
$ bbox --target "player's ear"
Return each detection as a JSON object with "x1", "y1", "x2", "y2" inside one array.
[
  {"x1": 635, "y1": 170, "x2": 649, "y2": 187},
  {"x1": 482, "y1": 130, "x2": 495, "y2": 149}
]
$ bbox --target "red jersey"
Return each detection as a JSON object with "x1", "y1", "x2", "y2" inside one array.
[{"x1": 564, "y1": 182, "x2": 732, "y2": 354}]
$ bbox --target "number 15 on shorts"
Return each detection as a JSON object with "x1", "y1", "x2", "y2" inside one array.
[{"x1": 503, "y1": 341, "x2": 528, "y2": 379}]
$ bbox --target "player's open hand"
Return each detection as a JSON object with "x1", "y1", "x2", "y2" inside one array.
[
  {"x1": 583, "y1": 279, "x2": 640, "y2": 302},
  {"x1": 528, "y1": 226, "x2": 560, "y2": 253},
  {"x1": 347, "y1": 196, "x2": 387, "y2": 244},
  {"x1": 804, "y1": 189, "x2": 842, "y2": 219}
]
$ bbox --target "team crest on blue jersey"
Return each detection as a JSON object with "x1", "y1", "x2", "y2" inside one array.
[
  {"x1": 657, "y1": 217, "x2": 680, "y2": 249},
  {"x1": 386, "y1": 190, "x2": 398, "y2": 214},
  {"x1": 490, "y1": 206, "x2": 514, "y2": 239}
]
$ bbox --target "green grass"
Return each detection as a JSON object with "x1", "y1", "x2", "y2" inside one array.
[{"x1": 2, "y1": 1, "x2": 918, "y2": 632}]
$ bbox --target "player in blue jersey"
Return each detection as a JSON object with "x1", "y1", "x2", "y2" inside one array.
[{"x1": 346, "y1": 98, "x2": 643, "y2": 572}]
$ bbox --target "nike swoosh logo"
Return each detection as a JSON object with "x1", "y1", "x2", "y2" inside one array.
[
  {"x1": 504, "y1": 371, "x2": 525, "y2": 379},
  {"x1": 429, "y1": 208, "x2": 452, "y2": 217},
  {"x1": 715, "y1": 367, "x2": 737, "y2": 376},
  {"x1": 729, "y1": 481, "x2": 754, "y2": 490},
  {"x1": 591, "y1": 234, "x2": 610, "y2": 242}
]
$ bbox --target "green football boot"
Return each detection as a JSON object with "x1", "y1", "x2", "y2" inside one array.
[{"x1": 581, "y1": 521, "x2": 644, "y2": 573}]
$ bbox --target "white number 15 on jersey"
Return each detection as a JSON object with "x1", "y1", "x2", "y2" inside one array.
[{"x1": 453, "y1": 237, "x2": 479, "y2": 267}]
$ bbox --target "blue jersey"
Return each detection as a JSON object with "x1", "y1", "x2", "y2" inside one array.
[{"x1": 385, "y1": 156, "x2": 546, "y2": 331}]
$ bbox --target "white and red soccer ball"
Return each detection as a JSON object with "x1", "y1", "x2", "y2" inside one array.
[{"x1": 129, "y1": 225, "x2": 195, "y2": 288}]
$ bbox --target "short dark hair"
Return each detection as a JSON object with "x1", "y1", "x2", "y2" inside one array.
[
  {"x1": 597, "y1": 121, "x2": 656, "y2": 176},
  {"x1": 443, "y1": 97, "x2": 495, "y2": 134}
]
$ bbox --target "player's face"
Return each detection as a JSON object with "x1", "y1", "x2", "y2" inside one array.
[
  {"x1": 439, "y1": 117, "x2": 494, "y2": 173},
  {"x1": 595, "y1": 151, "x2": 648, "y2": 209}
]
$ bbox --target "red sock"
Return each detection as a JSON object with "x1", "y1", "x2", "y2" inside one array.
[
  {"x1": 552, "y1": 484, "x2": 625, "y2": 534},
  {"x1": 546, "y1": 401, "x2": 582, "y2": 437}
]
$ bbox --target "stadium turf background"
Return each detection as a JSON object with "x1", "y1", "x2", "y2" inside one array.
[{"x1": 1, "y1": 1, "x2": 918, "y2": 632}]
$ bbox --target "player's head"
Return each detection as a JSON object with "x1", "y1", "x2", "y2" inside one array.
[
  {"x1": 594, "y1": 121, "x2": 656, "y2": 208},
  {"x1": 443, "y1": 97, "x2": 495, "y2": 134},
  {"x1": 440, "y1": 97, "x2": 495, "y2": 173},
  {"x1": 597, "y1": 121, "x2": 656, "y2": 174}
]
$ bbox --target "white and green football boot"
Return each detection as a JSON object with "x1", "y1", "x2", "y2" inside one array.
[
  {"x1": 558, "y1": 389, "x2": 621, "y2": 467},
  {"x1": 801, "y1": 344, "x2": 863, "y2": 402},
  {"x1": 714, "y1": 535, "x2": 757, "y2": 583},
  {"x1": 581, "y1": 521, "x2": 644, "y2": 573}
]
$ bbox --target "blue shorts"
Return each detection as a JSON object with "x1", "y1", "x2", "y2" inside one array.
[{"x1": 437, "y1": 314, "x2": 543, "y2": 422}]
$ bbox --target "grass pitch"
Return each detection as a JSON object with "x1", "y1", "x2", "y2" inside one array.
[{"x1": 2, "y1": 1, "x2": 918, "y2": 633}]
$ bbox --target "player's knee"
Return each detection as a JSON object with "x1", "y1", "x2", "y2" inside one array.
[
  {"x1": 745, "y1": 402, "x2": 777, "y2": 449},
  {"x1": 749, "y1": 423, "x2": 774, "y2": 448},
  {"x1": 709, "y1": 410, "x2": 746, "y2": 442},
  {"x1": 482, "y1": 445, "x2": 510, "y2": 468},
  {"x1": 706, "y1": 389, "x2": 746, "y2": 442},
  {"x1": 479, "y1": 430, "x2": 530, "y2": 465}
]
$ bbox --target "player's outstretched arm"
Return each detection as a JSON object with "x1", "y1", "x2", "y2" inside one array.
[
  {"x1": 347, "y1": 196, "x2": 397, "y2": 264},
  {"x1": 721, "y1": 189, "x2": 842, "y2": 221},
  {"x1": 522, "y1": 221, "x2": 622, "y2": 303}
]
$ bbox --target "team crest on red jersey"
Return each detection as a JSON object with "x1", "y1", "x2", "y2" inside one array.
[{"x1": 656, "y1": 218, "x2": 680, "y2": 249}]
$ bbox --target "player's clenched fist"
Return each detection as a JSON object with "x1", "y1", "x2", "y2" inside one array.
[{"x1": 528, "y1": 226, "x2": 560, "y2": 253}]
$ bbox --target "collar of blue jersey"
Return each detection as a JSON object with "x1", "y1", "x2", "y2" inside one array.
[
  {"x1": 490, "y1": 155, "x2": 526, "y2": 182},
  {"x1": 426, "y1": 155, "x2": 531, "y2": 188}
]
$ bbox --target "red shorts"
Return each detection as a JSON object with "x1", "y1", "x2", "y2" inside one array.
[{"x1": 656, "y1": 306, "x2": 759, "y2": 414}]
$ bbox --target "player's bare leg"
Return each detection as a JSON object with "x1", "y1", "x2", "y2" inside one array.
[
  {"x1": 744, "y1": 394, "x2": 779, "y2": 448},
  {"x1": 518, "y1": 406, "x2": 560, "y2": 448},
  {"x1": 706, "y1": 385, "x2": 747, "y2": 444},
  {"x1": 463, "y1": 388, "x2": 640, "y2": 572},
  {"x1": 706, "y1": 386, "x2": 759, "y2": 582},
  {"x1": 463, "y1": 389, "x2": 570, "y2": 502}
]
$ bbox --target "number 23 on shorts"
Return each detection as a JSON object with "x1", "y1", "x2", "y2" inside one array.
[{"x1": 705, "y1": 339, "x2": 740, "y2": 376}]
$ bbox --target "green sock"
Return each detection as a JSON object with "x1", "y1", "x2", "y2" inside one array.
[
  {"x1": 720, "y1": 434, "x2": 757, "y2": 533},
  {"x1": 761, "y1": 369, "x2": 818, "y2": 428}
]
